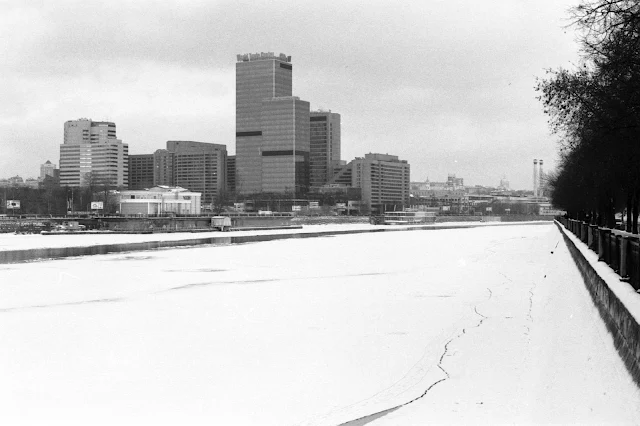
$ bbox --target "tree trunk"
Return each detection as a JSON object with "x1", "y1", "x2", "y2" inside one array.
[
  {"x1": 634, "y1": 188, "x2": 640, "y2": 234},
  {"x1": 627, "y1": 190, "x2": 633, "y2": 232}
]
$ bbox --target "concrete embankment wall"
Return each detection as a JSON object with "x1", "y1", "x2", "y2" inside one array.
[
  {"x1": 555, "y1": 221, "x2": 640, "y2": 385},
  {"x1": 0, "y1": 221, "x2": 552, "y2": 264}
]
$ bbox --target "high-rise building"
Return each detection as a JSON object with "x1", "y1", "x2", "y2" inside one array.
[
  {"x1": 128, "y1": 154, "x2": 154, "y2": 190},
  {"x1": 329, "y1": 153, "x2": 410, "y2": 213},
  {"x1": 153, "y1": 149, "x2": 175, "y2": 186},
  {"x1": 59, "y1": 118, "x2": 128, "y2": 187},
  {"x1": 235, "y1": 52, "x2": 310, "y2": 195},
  {"x1": 129, "y1": 141, "x2": 227, "y2": 206},
  {"x1": 309, "y1": 111, "x2": 341, "y2": 189},
  {"x1": 40, "y1": 160, "x2": 57, "y2": 180},
  {"x1": 170, "y1": 141, "x2": 226, "y2": 206}
]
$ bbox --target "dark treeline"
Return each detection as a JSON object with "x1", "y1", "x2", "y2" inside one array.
[
  {"x1": 536, "y1": 0, "x2": 640, "y2": 231},
  {"x1": 1, "y1": 185, "x2": 117, "y2": 216}
]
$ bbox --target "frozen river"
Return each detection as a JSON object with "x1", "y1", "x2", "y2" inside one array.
[{"x1": 1, "y1": 223, "x2": 639, "y2": 425}]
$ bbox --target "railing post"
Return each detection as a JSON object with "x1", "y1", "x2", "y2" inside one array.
[
  {"x1": 620, "y1": 236, "x2": 629, "y2": 280},
  {"x1": 588, "y1": 224, "x2": 594, "y2": 249},
  {"x1": 613, "y1": 234, "x2": 621, "y2": 272},
  {"x1": 632, "y1": 237, "x2": 640, "y2": 290},
  {"x1": 598, "y1": 228, "x2": 607, "y2": 261}
]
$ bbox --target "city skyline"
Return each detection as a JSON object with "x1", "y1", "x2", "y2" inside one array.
[{"x1": 1, "y1": 1, "x2": 580, "y2": 189}]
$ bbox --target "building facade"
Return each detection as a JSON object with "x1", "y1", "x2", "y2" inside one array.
[
  {"x1": 226, "y1": 155, "x2": 236, "y2": 193},
  {"x1": 309, "y1": 111, "x2": 341, "y2": 189},
  {"x1": 353, "y1": 153, "x2": 410, "y2": 213},
  {"x1": 235, "y1": 52, "x2": 310, "y2": 195},
  {"x1": 329, "y1": 153, "x2": 410, "y2": 213},
  {"x1": 128, "y1": 154, "x2": 154, "y2": 190},
  {"x1": 170, "y1": 141, "x2": 226, "y2": 206},
  {"x1": 127, "y1": 141, "x2": 227, "y2": 207},
  {"x1": 59, "y1": 118, "x2": 128, "y2": 187},
  {"x1": 118, "y1": 186, "x2": 201, "y2": 216}
]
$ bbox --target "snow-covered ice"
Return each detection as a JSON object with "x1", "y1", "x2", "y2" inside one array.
[
  {"x1": 1, "y1": 223, "x2": 639, "y2": 425},
  {"x1": 0, "y1": 221, "x2": 542, "y2": 253}
]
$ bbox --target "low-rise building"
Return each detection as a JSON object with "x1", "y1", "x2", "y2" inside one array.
[{"x1": 118, "y1": 186, "x2": 201, "y2": 216}]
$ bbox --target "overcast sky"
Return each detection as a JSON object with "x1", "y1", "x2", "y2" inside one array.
[{"x1": 1, "y1": 0, "x2": 580, "y2": 190}]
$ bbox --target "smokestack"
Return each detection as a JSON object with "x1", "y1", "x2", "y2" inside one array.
[
  {"x1": 533, "y1": 159, "x2": 538, "y2": 197},
  {"x1": 539, "y1": 160, "x2": 544, "y2": 197}
]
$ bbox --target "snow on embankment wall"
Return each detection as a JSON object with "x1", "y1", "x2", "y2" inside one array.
[{"x1": 556, "y1": 221, "x2": 640, "y2": 386}]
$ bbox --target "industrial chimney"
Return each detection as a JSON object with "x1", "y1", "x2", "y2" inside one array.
[
  {"x1": 538, "y1": 160, "x2": 544, "y2": 197},
  {"x1": 533, "y1": 159, "x2": 538, "y2": 197}
]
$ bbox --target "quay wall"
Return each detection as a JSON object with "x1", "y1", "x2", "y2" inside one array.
[{"x1": 555, "y1": 221, "x2": 640, "y2": 386}]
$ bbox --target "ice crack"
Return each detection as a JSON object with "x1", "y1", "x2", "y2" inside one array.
[{"x1": 339, "y1": 288, "x2": 493, "y2": 426}]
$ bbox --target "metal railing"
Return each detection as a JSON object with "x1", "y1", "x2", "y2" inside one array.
[{"x1": 557, "y1": 217, "x2": 640, "y2": 290}]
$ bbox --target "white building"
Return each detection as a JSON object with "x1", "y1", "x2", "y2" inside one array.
[
  {"x1": 60, "y1": 118, "x2": 128, "y2": 187},
  {"x1": 118, "y1": 186, "x2": 201, "y2": 216}
]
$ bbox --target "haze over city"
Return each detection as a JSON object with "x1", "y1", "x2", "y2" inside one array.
[{"x1": 1, "y1": 0, "x2": 580, "y2": 189}]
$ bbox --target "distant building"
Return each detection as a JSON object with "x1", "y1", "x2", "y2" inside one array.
[
  {"x1": 329, "y1": 153, "x2": 410, "y2": 213},
  {"x1": 0, "y1": 175, "x2": 42, "y2": 189},
  {"x1": 118, "y1": 186, "x2": 201, "y2": 216},
  {"x1": 309, "y1": 111, "x2": 341, "y2": 189},
  {"x1": 447, "y1": 174, "x2": 464, "y2": 189},
  {"x1": 59, "y1": 118, "x2": 128, "y2": 187},
  {"x1": 498, "y1": 176, "x2": 510, "y2": 191},
  {"x1": 40, "y1": 160, "x2": 57, "y2": 180},
  {"x1": 8, "y1": 175, "x2": 23, "y2": 186},
  {"x1": 128, "y1": 154, "x2": 154, "y2": 190},
  {"x1": 235, "y1": 52, "x2": 310, "y2": 195},
  {"x1": 411, "y1": 189, "x2": 470, "y2": 214}
]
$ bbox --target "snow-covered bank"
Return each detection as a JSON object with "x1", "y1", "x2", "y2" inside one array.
[
  {"x1": 1, "y1": 224, "x2": 638, "y2": 425},
  {"x1": 0, "y1": 221, "x2": 549, "y2": 252},
  {"x1": 0, "y1": 221, "x2": 550, "y2": 264}
]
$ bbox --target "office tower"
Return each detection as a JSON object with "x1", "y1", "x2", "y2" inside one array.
[
  {"x1": 330, "y1": 153, "x2": 410, "y2": 213},
  {"x1": 128, "y1": 154, "x2": 154, "y2": 190},
  {"x1": 142, "y1": 141, "x2": 226, "y2": 206},
  {"x1": 171, "y1": 141, "x2": 226, "y2": 206},
  {"x1": 309, "y1": 111, "x2": 341, "y2": 188},
  {"x1": 235, "y1": 52, "x2": 310, "y2": 195},
  {"x1": 40, "y1": 160, "x2": 57, "y2": 180},
  {"x1": 59, "y1": 118, "x2": 128, "y2": 187}
]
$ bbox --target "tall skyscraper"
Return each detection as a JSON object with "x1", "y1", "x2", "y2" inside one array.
[
  {"x1": 309, "y1": 111, "x2": 341, "y2": 188},
  {"x1": 59, "y1": 118, "x2": 128, "y2": 187},
  {"x1": 235, "y1": 52, "x2": 310, "y2": 195}
]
